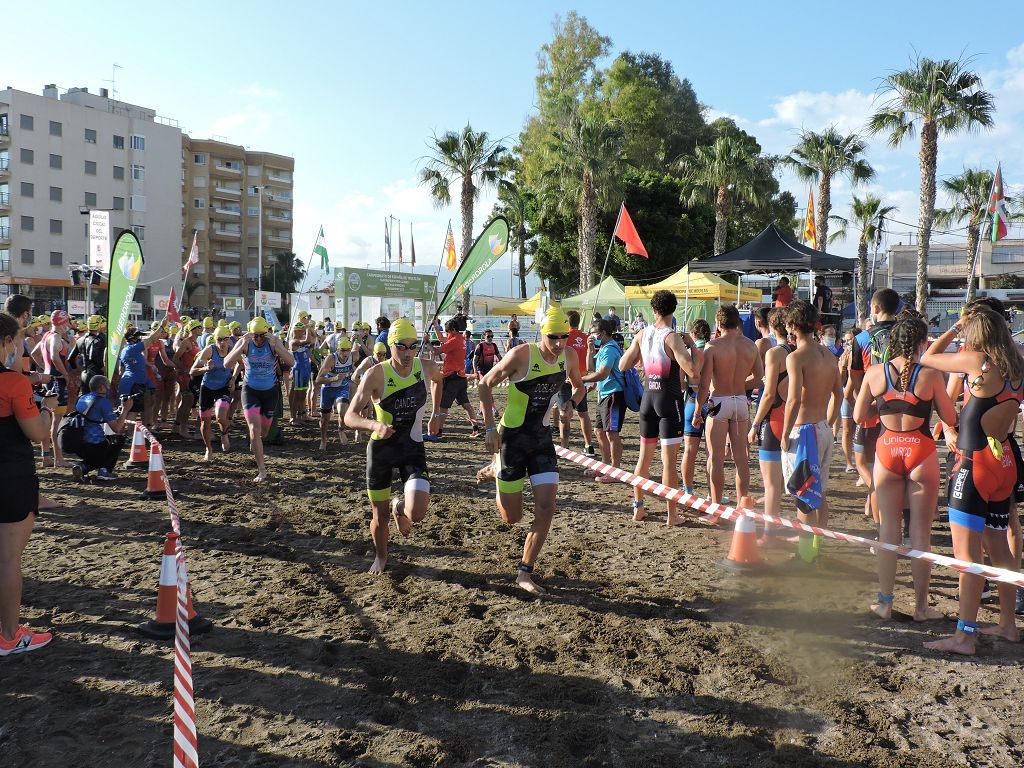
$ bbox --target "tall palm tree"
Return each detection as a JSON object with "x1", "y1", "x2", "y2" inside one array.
[
  {"x1": 183, "y1": 277, "x2": 204, "y2": 310},
  {"x1": 497, "y1": 179, "x2": 533, "y2": 298},
  {"x1": 678, "y1": 135, "x2": 763, "y2": 255},
  {"x1": 934, "y1": 168, "x2": 1019, "y2": 302},
  {"x1": 868, "y1": 56, "x2": 995, "y2": 312},
  {"x1": 420, "y1": 124, "x2": 506, "y2": 306},
  {"x1": 541, "y1": 112, "x2": 625, "y2": 291},
  {"x1": 265, "y1": 251, "x2": 306, "y2": 315},
  {"x1": 830, "y1": 195, "x2": 897, "y2": 320},
  {"x1": 784, "y1": 126, "x2": 874, "y2": 250}
]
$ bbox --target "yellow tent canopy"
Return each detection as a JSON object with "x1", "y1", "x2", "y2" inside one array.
[
  {"x1": 624, "y1": 265, "x2": 761, "y2": 303},
  {"x1": 488, "y1": 290, "x2": 556, "y2": 316}
]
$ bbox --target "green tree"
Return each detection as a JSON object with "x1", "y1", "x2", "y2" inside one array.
[
  {"x1": 677, "y1": 134, "x2": 764, "y2": 255},
  {"x1": 264, "y1": 251, "x2": 306, "y2": 314},
  {"x1": 868, "y1": 55, "x2": 995, "y2": 312},
  {"x1": 830, "y1": 195, "x2": 897, "y2": 319},
  {"x1": 541, "y1": 112, "x2": 625, "y2": 291},
  {"x1": 783, "y1": 126, "x2": 874, "y2": 250},
  {"x1": 419, "y1": 124, "x2": 506, "y2": 308},
  {"x1": 496, "y1": 178, "x2": 535, "y2": 299},
  {"x1": 183, "y1": 277, "x2": 204, "y2": 309},
  {"x1": 934, "y1": 168, "x2": 1018, "y2": 302}
]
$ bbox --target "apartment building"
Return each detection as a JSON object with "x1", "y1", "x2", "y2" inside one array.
[
  {"x1": 887, "y1": 237, "x2": 1024, "y2": 295},
  {"x1": 181, "y1": 138, "x2": 293, "y2": 310},
  {"x1": 0, "y1": 85, "x2": 182, "y2": 314}
]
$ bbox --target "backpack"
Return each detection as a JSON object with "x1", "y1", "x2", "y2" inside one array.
[
  {"x1": 867, "y1": 324, "x2": 894, "y2": 367},
  {"x1": 623, "y1": 367, "x2": 643, "y2": 412},
  {"x1": 57, "y1": 398, "x2": 103, "y2": 455}
]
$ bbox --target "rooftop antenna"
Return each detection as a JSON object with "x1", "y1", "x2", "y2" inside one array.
[{"x1": 103, "y1": 62, "x2": 122, "y2": 100}]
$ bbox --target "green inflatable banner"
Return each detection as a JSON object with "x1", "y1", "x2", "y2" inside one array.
[
  {"x1": 437, "y1": 216, "x2": 509, "y2": 314},
  {"x1": 105, "y1": 231, "x2": 144, "y2": 377}
]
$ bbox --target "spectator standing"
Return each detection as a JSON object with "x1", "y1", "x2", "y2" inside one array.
[{"x1": 774, "y1": 276, "x2": 794, "y2": 308}]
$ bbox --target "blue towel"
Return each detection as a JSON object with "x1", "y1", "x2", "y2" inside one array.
[{"x1": 786, "y1": 423, "x2": 824, "y2": 511}]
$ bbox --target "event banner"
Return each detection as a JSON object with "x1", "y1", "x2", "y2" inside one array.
[
  {"x1": 437, "y1": 217, "x2": 509, "y2": 314},
  {"x1": 105, "y1": 231, "x2": 144, "y2": 377}
]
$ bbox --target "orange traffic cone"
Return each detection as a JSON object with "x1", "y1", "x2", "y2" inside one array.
[
  {"x1": 140, "y1": 442, "x2": 168, "y2": 499},
  {"x1": 139, "y1": 532, "x2": 213, "y2": 639},
  {"x1": 124, "y1": 423, "x2": 149, "y2": 468},
  {"x1": 721, "y1": 511, "x2": 763, "y2": 572}
]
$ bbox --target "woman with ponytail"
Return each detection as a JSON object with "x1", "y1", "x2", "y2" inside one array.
[{"x1": 855, "y1": 310, "x2": 956, "y2": 623}]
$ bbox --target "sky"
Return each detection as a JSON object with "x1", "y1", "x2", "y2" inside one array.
[{"x1": 5, "y1": 1, "x2": 1024, "y2": 297}]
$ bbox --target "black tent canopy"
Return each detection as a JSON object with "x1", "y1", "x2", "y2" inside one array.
[{"x1": 690, "y1": 223, "x2": 856, "y2": 273}]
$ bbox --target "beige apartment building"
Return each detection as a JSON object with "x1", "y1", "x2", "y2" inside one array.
[
  {"x1": 181, "y1": 138, "x2": 293, "y2": 311},
  {"x1": 887, "y1": 237, "x2": 1024, "y2": 295}
]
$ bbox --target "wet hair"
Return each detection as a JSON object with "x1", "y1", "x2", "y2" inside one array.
[
  {"x1": 596, "y1": 318, "x2": 615, "y2": 337},
  {"x1": 755, "y1": 307, "x2": 771, "y2": 329},
  {"x1": 650, "y1": 290, "x2": 677, "y2": 318},
  {"x1": 3, "y1": 295, "x2": 32, "y2": 319},
  {"x1": 785, "y1": 300, "x2": 818, "y2": 334},
  {"x1": 962, "y1": 308, "x2": 1024, "y2": 385},
  {"x1": 567, "y1": 310, "x2": 581, "y2": 329},
  {"x1": 716, "y1": 304, "x2": 741, "y2": 330},
  {"x1": 888, "y1": 311, "x2": 929, "y2": 392},
  {"x1": 0, "y1": 312, "x2": 20, "y2": 344},
  {"x1": 768, "y1": 307, "x2": 788, "y2": 335},
  {"x1": 871, "y1": 288, "x2": 900, "y2": 316},
  {"x1": 690, "y1": 319, "x2": 711, "y2": 343}
]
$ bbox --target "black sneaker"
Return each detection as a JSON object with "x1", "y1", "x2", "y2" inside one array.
[
  {"x1": 72, "y1": 463, "x2": 85, "y2": 484},
  {"x1": 585, "y1": 444, "x2": 597, "y2": 457}
]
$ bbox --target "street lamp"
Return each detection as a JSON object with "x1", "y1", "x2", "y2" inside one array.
[{"x1": 254, "y1": 185, "x2": 264, "y2": 292}]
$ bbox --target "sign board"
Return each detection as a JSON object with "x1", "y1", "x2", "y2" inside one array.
[
  {"x1": 89, "y1": 211, "x2": 110, "y2": 274},
  {"x1": 154, "y1": 294, "x2": 171, "y2": 311},
  {"x1": 335, "y1": 267, "x2": 437, "y2": 332},
  {"x1": 223, "y1": 296, "x2": 245, "y2": 311},
  {"x1": 68, "y1": 300, "x2": 96, "y2": 315},
  {"x1": 255, "y1": 290, "x2": 282, "y2": 309},
  {"x1": 130, "y1": 301, "x2": 143, "y2": 315}
]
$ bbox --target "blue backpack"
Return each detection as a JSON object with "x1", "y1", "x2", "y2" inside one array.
[{"x1": 622, "y1": 366, "x2": 643, "y2": 412}]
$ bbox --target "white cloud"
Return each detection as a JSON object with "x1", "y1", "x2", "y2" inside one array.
[
  {"x1": 759, "y1": 88, "x2": 877, "y2": 138},
  {"x1": 233, "y1": 83, "x2": 281, "y2": 100}
]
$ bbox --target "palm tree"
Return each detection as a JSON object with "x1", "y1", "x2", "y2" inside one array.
[
  {"x1": 420, "y1": 124, "x2": 506, "y2": 306},
  {"x1": 497, "y1": 179, "x2": 533, "y2": 298},
  {"x1": 868, "y1": 56, "x2": 995, "y2": 312},
  {"x1": 830, "y1": 195, "x2": 897, "y2": 320},
  {"x1": 678, "y1": 135, "x2": 763, "y2": 255},
  {"x1": 265, "y1": 251, "x2": 306, "y2": 314},
  {"x1": 183, "y1": 277, "x2": 204, "y2": 309},
  {"x1": 934, "y1": 168, "x2": 1019, "y2": 302},
  {"x1": 541, "y1": 112, "x2": 625, "y2": 291},
  {"x1": 784, "y1": 126, "x2": 874, "y2": 250}
]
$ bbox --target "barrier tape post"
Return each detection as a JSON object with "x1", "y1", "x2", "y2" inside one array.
[{"x1": 556, "y1": 446, "x2": 1024, "y2": 589}]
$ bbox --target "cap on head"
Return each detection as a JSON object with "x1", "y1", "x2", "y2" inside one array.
[
  {"x1": 86, "y1": 315, "x2": 104, "y2": 331},
  {"x1": 50, "y1": 310, "x2": 69, "y2": 327},
  {"x1": 185, "y1": 319, "x2": 202, "y2": 332},
  {"x1": 540, "y1": 307, "x2": 570, "y2": 336},
  {"x1": 388, "y1": 319, "x2": 417, "y2": 345},
  {"x1": 293, "y1": 321, "x2": 305, "y2": 331},
  {"x1": 373, "y1": 341, "x2": 387, "y2": 355},
  {"x1": 214, "y1": 326, "x2": 232, "y2": 341},
  {"x1": 202, "y1": 317, "x2": 214, "y2": 330},
  {"x1": 247, "y1": 317, "x2": 270, "y2": 334},
  {"x1": 150, "y1": 321, "x2": 163, "y2": 331},
  {"x1": 337, "y1": 336, "x2": 352, "y2": 350}
]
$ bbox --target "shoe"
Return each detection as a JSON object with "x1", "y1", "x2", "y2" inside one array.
[
  {"x1": 96, "y1": 468, "x2": 117, "y2": 481},
  {"x1": 72, "y1": 463, "x2": 85, "y2": 484},
  {"x1": 956, "y1": 580, "x2": 994, "y2": 602},
  {"x1": 585, "y1": 444, "x2": 597, "y2": 457},
  {"x1": 422, "y1": 434, "x2": 442, "y2": 443},
  {"x1": 0, "y1": 626, "x2": 52, "y2": 657}
]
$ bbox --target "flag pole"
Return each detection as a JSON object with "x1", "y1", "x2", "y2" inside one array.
[
  {"x1": 178, "y1": 229, "x2": 197, "y2": 312},
  {"x1": 297, "y1": 225, "x2": 320, "y2": 295},
  {"x1": 590, "y1": 201, "x2": 624, "y2": 327},
  {"x1": 964, "y1": 164, "x2": 1000, "y2": 304}
]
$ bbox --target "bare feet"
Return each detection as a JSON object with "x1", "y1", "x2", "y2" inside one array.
[
  {"x1": 666, "y1": 513, "x2": 685, "y2": 527},
  {"x1": 221, "y1": 432, "x2": 231, "y2": 452},
  {"x1": 339, "y1": 431, "x2": 349, "y2": 445},
  {"x1": 924, "y1": 633, "x2": 976, "y2": 655},
  {"x1": 203, "y1": 449, "x2": 214, "y2": 462},
  {"x1": 870, "y1": 602, "x2": 893, "y2": 620},
  {"x1": 516, "y1": 571, "x2": 546, "y2": 595},
  {"x1": 37, "y1": 494, "x2": 60, "y2": 510},
  {"x1": 253, "y1": 470, "x2": 268, "y2": 485},
  {"x1": 632, "y1": 505, "x2": 648, "y2": 522},
  {"x1": 913, "y1": 606, "x2": 944, "y2": 623},
  {"x1": 319, "y1": 439, "x2": 328, "y2": 451},
  {"x1": 369, "y1": 556, "x2": 387, "y2": 575},
  {"x1": 978, "y1": 623, "x2": 1021, "y2": 641},
  {"x1": 392, "y1": 498, "x2": 412, "y2": 537},
  {"x1": 595, "y1": 474, "x2": 617, "y2": 484},
  {"x1": 476, "y1": 460, "x2": 497, "y2": 484}
]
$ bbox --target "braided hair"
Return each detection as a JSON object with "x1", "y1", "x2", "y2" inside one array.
[{"x1": 887, "y1": 310, "x2": 928, "y2": 392}]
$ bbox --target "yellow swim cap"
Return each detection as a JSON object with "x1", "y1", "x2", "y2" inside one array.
[
  {"x1": 202, "y1": 317, "x2": 214, "y2": 329},
  {"x1": 228, "y1": 321, "x2": 241, "y2": 331},
  {"x1": 388, "y1": 319, "x2": 418, "y2": 345},
  {"x1": 293, "y1": 321, "x2": 305, "y2": 331},
  {"x1": 373, "y1": 341, "x2": 388, "y2": 355},
  {"x1": 248, "y1": 317, "x2": 270, "y2": 334},
  {"x1": 217, "y1": 319, "x2": 228, "y2": 327},
  {"x1": 214, "y1": 326, "x2": 232, "y2": 341},
  {"x1": 540, "y1": 306, "x2": 569, "y2": 336},
  {"x1": 337, "y1": 336, "x2": 353, "y2": 350}
]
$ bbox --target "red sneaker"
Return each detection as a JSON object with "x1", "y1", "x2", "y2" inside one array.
[{"x1": 0, "y1": 626, "x2": 52, "y2": 657}]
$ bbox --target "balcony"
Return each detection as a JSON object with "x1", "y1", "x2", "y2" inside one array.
[
  {"x1": 210, "y1": 226, "x2": 241, "y2": 240},
  {"x1": 0, "y1": 191, "x2": 9, "y2": 210},
  {"x1": 214, "y1": 184, "x2": 241, "y2": 196},
  {"x1": 266, "y1": 211, "x2": 292, "y2": 223},
  {"x1": 0, "y1": 127, "x2": 8, "y2": 145},
  {"x1": 214, "y1": 250, "x2": 241, "y2": 260},
  {"x1": 0, "y1": 225, "x2": 9, "y2": 243},
  {"x1": 213, "y1": 163, "x2": 242, "y2": 175},
  {"x1": 0, "y1": 258, "x2": 9, "y2": 274},
  {"x1": 0, "y1": 159, "x2": 9, "y2": 176},
  {"x1": 211, "y1": 206, "x2": 241, "y2": 220},
  {"x1": 265, "y1": 170, "x2": 291, "y2": 184},
  {"x1": 266, "y1": 191, "x2": 292, "y2": 205},
  {"x1": 267, "y1": 233, "x2": 290, "y2": 244}
]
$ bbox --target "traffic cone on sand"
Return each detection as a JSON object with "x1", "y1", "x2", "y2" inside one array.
[
  {"x1": 140, "y1": 442, "x2": 169, "y2": 499},
  {"x1": 721, "y1": 507, "x2": 763, "y2": 572},
  {"x1": 124, "y1": 423, "x2": 149, "y2": 468},
  {"x1": 139, "y1": 532, "x2": 213, "y2": 640}
]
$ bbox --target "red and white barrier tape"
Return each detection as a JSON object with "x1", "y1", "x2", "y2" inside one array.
[
  {"x1": 556, "y1": 446, "x2": 1024, "y2": 589},
  {"x1": 130, "y1": 423, "x2": 199, "y2": 767}
]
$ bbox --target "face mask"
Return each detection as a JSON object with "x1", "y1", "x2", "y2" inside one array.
[
  {"x1": 823, "y1": 336, "x2": 836, "y2": 347},
  {"x1": 3, "y1": 341, "x2": 15, "y2": 368}
]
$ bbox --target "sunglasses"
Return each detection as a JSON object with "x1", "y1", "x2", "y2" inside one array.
[
  {"x1": 254, "y1": 333, "x2": 267, "y2": 340},
  {"x1": 392, "y1": 341, "x2": 417, "y2": 351},
  {"x1": 547, "y1": 334, "x2": 569, "y2": 340}
]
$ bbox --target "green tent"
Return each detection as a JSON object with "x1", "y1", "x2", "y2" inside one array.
[{"x1": 559, "y1": 276, "x2": 626, "y2": 313}]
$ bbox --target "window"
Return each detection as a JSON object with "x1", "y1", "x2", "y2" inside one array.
[
  {"x1": 20, "y1": 249, "x2": 34, "y2": 264},
  {"x1": 20, "y1": 148, "x2": 34, "y2": 164},
  {"x1": 194, "y1": 220, "x2": 206, "y2": 231},
  {"x1": 194, "y1": 154, "x2": 206, "y2": 165},
  {"x1": 50, "y1": 219, "x2": 62, "y2": 235},
  {"x1": 131, "y1": 225, "x2": 145, "y2": 241},
  {"x1": 20, "y1": 182, "x2": 33, "y2": 198},
  {"x1": 21, "y1": 216, "x2": 33, "y2": 231},
  {"x1": 129, "y1": 194, "x2": 145, "y2": 212},
  {"x1": 49, "y1": 154, "x2": 62, "y2": 170},
  {"x1": 193, "y1": 198, "x2": 206, "y2": 209},
  {"x1": 992, "y1": 249, "x2": 1024, "y2": 264},
  {"x1": 49, "y1": 186, "x2": 61, "y2": 202},
  {"x1": 131, "y1": 163, "x2": 144, "y2": 181},
  {"x1": 84, "y1": 160, "x2": 97, "y2": 175},
  {"x1": 247, "y1": 165, "x2": 260, "y2": 176},
  {"x1": 49, "y1": 251, "x2": 62, "y2": 267},
  {"x1": 247, "y1": 206, "x2": 259, "y2": 216},
  {"x1": 130, "y1": 134, "x2": 145, "y2": 150},
  {"x1": 84, "y1": 128, "x2": 97, "y2": 144},
  {"x1": 112, "y1": 196, "x2": 124, "y2": 211},
  {"x1": 193, "y1": 176, "x2": 206, "y2": 187},
  {"x1": 0, "y1": 114, "x2": 7, "y2": 135},
  {"x1": 113, "y1": 135, "x2": 124, "y2": 150},
  {"x1": 49, "y1": 120, "x2": 62, "y2": 137},
  {"x1": 84, "y1": 191, "x2": 97, "y2": 207},
  {"x1": 19, "y1": 114, "x2": 33, "y2": 130},
  {"x1": 113, "y1": 165, "x2": 124, "y2": 180},
  {"x1": 248, "y1": 185, "x2": 258, "y2": 196}
]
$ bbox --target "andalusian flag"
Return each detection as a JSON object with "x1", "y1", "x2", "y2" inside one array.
[
  {"x1": 313, "y1": 226, "x2": 329, "y2": 270},
  {"x1": 444, "y1": 222, "x2": 458, "y2": 271},
  {"x1": 990, "y1": 163, "x2": 1009, "y2": 243},
  {"x1": 804, "y1": 188, "x2": 818, "y2": 249}
]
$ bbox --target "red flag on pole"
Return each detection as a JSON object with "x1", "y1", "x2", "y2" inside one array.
[
  {"x1": 166, "y1": 286, "x2": 181, "y2": 324},
  {"x1": 614, "y1": 205, "x2": 648, "y2": 258},
  {"x1": 184, "y1": 231, "x2": 199, "y2": 274}
]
